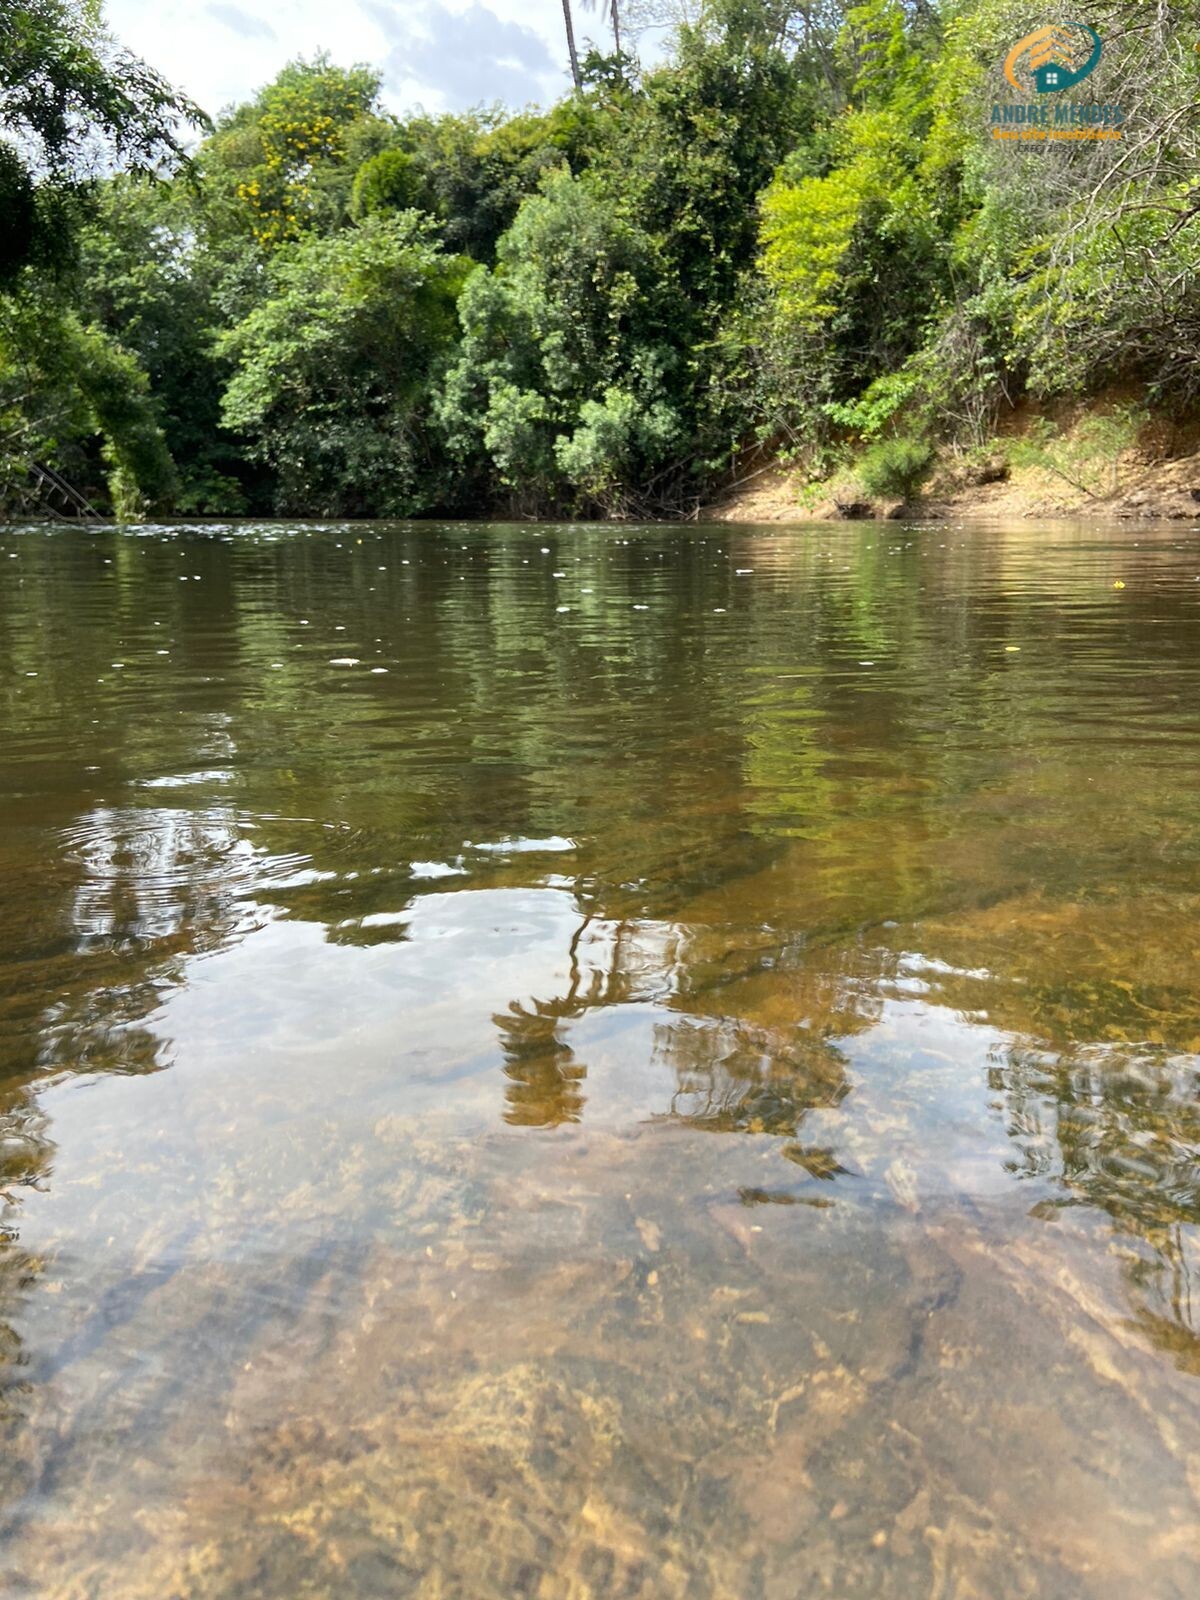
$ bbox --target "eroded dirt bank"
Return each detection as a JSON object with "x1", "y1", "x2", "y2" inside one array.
[{"x1": 704, "y1": 406, "x2": 1200, "y2": 524}]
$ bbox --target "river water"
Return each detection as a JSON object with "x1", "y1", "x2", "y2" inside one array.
[{"x1": 1, "y1": 519, "x2": 1199, "y2": 1598}]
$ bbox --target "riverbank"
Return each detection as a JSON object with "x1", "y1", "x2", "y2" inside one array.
[{"x1": 704, "y1": 402, "x2": 1200, "y2": 524}]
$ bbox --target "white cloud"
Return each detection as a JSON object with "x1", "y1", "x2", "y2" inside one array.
[
  {"x1": 205, "y1": 4, "x2": 276, "y2": 43},
  {"x1": 364, "y1": 2, "x2": 561, "y2": 110},
  {"x1": 103, "y1": 0, "x2": 580, "y2": 119}
]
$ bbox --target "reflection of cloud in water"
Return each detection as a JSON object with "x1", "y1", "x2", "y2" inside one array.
[
  {"x1": 32, "y1": 823, "x2": 1200, "y2": 1311},
  {"x1": 471, "y1": 836, "x2": 576, "y2": 856}
]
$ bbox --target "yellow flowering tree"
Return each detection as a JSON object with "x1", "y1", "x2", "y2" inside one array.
[{"x1": 201, "y1": 56, "x2": 393, "y2": 250}]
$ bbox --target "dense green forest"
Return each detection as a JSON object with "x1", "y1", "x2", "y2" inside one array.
[{"x1": 1, "y1": 0, "x2": 1197, "y2": 519}]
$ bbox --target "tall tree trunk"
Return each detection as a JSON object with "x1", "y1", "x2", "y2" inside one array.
[
  {"x1": 561, "y1": 0, "x2": 582, "y2": 89},
  {"x1": 611, "y1": 0, "x2": 621, "y2": 56}
]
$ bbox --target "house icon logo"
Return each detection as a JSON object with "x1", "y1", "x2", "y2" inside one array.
[{"x1": 1004, "y1": 23, "x2": 1103, "y2": 94}]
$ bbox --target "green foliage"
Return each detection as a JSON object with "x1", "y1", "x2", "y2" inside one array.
[
  {"x1": 0, "y1": 0, "x2": 205, "y2": 285},
  {"x1": 4, "y1": 0, "x2": 1199, "y2": 519},
  {"x1": 856, "y1": 434, "x2": 935, "y2": 500},
  {"x1": 73, "y1": 320, "x2": 178, "y2": 517},
  {"x1": 607, "y1": 0, "x2": 809, "y2": 328},
  {"x1": 219, "y1": 212, "x2": 470, "y2": 515},
  {"x1": 822, "y1": 309, "x2": 1008, "y2": 449},
  {"x1": 0, "y1": 0, "x2": 204, "y2": 175},
  {"x1": 759, "y1": 0, "x2": 951, "y2": 413},
  {"x1": 0, "y1": 293, "x2": 177, "y2": 515},
  {"x1": 1010, "y1": 406, "x2": 1147, "y2": 499},
  {"x1": 438, "y1": 167, "x2": 680, "y2": 513},
  {"x1": 554, "y1": 383, "x2": 684, "y2": 509},
  {"x1": 350, "y1": 149, "x2": 423, "y2": 219},
  {"x1": 1012, "y1": 208, "x2": 1200, "y2": 404},
  {"x1": 0, "y1": 141, "x2": 37, "y2": 283},
  {"x1": 823, "y1": 368, "x2": 925, "y2": 440},
  {"x1": 75, "y1": 177, "x2": 246, "y2": 512},
  {"x1": 198, "y1": 56, "x2": 391, "y2": 250},
  {"x1": 0, "y1": 2, "x2": 204, "y2": 514},
  {"x1": 399, "y1": 100, "x2": 603, "y2": 263}
]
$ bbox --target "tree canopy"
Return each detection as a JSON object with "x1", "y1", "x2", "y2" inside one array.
[{"x1": 2, "y1": 0, "x2": 1198, "y2": 519}]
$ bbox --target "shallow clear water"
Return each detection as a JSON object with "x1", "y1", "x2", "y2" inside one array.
[{"x1": 2, "y1": 518, "x2": 1200, "y2": 1598}]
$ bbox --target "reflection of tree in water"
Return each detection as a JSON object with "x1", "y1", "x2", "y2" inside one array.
[
  {"x1": 494, "y1": 913, "x2": 598, "y2": 1126},
  {"x1": 0, "y1": 1087, "x2": 53, "y2": 1512},
  {"x1": 0, "y1": 798, "x2": 319, "y2": 1514},
  {"x1": 656, "y1": 1016, "x2": 850, "y2": 1137},
  {"x1": 493, "y1": 909, "x2": 857, "y2": 1142},
  {"x1": 66, "y1": 804, "x2": 258, "y2": 944},
  {"x1": 495, "y1": 998, "x2": 588, "y2": 1127},
  {"x1": 496, "y1": 992, "x2": 854, "y2": 1144},
  {"x1": 17, "y1": 802, "x2": 317, "y2": 1084},
  {"x1": 993, "y1": 1043, "x2": 1200, "y2": 1363}
]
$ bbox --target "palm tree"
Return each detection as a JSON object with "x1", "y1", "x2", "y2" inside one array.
[
  {"x1": 580, "y1": 0, "x2": 622, "y2": 56},
  {"x1": 561, "y1": 0, "x2": 582, "y2": 88}
]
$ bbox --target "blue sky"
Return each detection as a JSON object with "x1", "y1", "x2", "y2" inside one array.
[{"x1": 104, "y1": 0, "x2": 594, "y2": 120}]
